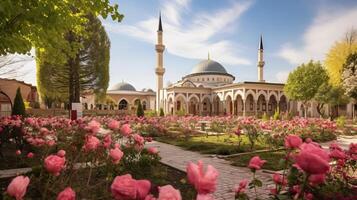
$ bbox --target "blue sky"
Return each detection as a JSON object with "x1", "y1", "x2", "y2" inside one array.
[{"x1": 15, "y1": 0, "x2": 357, "y2": 90}]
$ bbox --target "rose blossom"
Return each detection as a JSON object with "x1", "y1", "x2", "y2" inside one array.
[
  {"x1": 157, "y1": 185, "x2": 181, "y2": 200},
  {"x1": 233, "y1": 179, "x2": 248, "y2": 195},
  {"x1": 133, "y1": 134, "x2": 145, "y2": 146},
  {"x1": 84, "y1": 135, "x2": 100, "y2": 151},
  {"x1": 295, "y1": 143, "x2": 330, "y2": 175},
  {"x1": 111, "y1": 174, "x2": 150, "y2": 200},
  {"x1": 27, "y1": 152, "x2": 34, "y2": 158},
  {"x1": 57, "y1": 150, "x2": 66, "y2": 157},
  {"x1": 148, "y1": 147, "x2": 158, "y2": 155},
  {"x1": 16, "y1": 150, "x2": 21, "y2": 155},
  {"x1": 308, "y1": 174, "x2": 326, "y2": 186},
  {"x1": 109, "y1": 147, "x2": 124, "y2": 164},
  {"x1": 187, "y1": 160, "x2": 219, "y2": 194},
  {"x1": 87, "y1": 120, "x2": 101, "y2": 134},
  {"x1": 44, "y1": 155, "x2": 66, "y2": 176},
  {"x1": 108, "y1": 120, "x2": 120, "y2": 130},
  {"x1": 248, "y1": 156, "x2": 266, "y2": 170},
  {"x1": 7, "y1": 176, "x2": 30, "y2": 200},
  {"x1": 272, "y1": 173, "x2": 287, "y2": 186},
  {"x1": 57, "y1": 187, "x2": 75, "y2": 200},
  {"x1": 103, "y1": 134, "x2": 112, "y2": 148},
  {"x1": 284, "y1": 134, "x2": 302, "y2": 149},
  {"x1": 121, "y1": 124, "x2": 132, "y2": 136}
]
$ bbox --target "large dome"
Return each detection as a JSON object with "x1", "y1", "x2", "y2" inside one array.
[
  {"x1": 191, "y1": 59, "x2": 227, "y2": 74},
  {"x1": 110, "y1": 82, "x2": 136, "y2": 91}
]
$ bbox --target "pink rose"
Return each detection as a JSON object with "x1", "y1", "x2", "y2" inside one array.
[
  {"x1": 329, "y1": 149, "x2": 346, "y2": 160},
  {"x1": 84, "y1": 135, "x2": 100, "y2": 151},
  {"x1": 87, "y1": 120, "x2": 101, "y2": 134},
  {"x1": 111, "y1": 174, "x2": 151, "y2": 200},
  {"x1": 44, "y1": 155, "x2": 66, "y2": 176},
  {"x1": 144, "y1": 194, "x2": 156, "y2": 200},
  {"x1": 103, "y1": 134, "x2": 112, "y2": 148},
  {"x1": 16, "y1": 150, "x2": 21, "y2": 155},
  {"x1": 233, "y1": 179, "x2": 248, "y2": 194},
  {"x1": 57, "y1": 187, "x2": 75, "y2": 200},
  {"x1": 109, "y1": 147, "x2": 124, "y2": 164},
  {"x1": 284, "y1": 134, "x2": 302, "y2": 149},
  {"x1": 308, "y1": 174, "x2": 325, "y2": 186},
  {"x1": 295, "y1": 144, "x2": 330, "y2": 174},
  {"x1": 272, "y1": 173, "x2": 287, "y2": 186},
  {"x1": 108, "y1": 120, "x2": 120, "y2": 130},
  {"x1": 186, "y1": 160, "x2": 219, "y2": 194},
  {"x1": 57, "y1": 150, "x2": 66, "y2": 157},
  {"x1": 121, "y1": 124, "x2": 132, "y2": 136},
  {"x1": 133, "y1": 134, "x2": 145, "y2": 146},
  {"x1": 148, "y1": 147, "x2": 158, "y2": 155},
  {"x1": 248, "y1": 156, "x2": 266, "y2": 170},
  {"x1": 7, "y1": 176, "x2": 30, "y2": 200},
  {"x1": 27, "y1": 152, "x2": 34, "y2": 158},
  {"x1": 158, "y1": 185, "x2": 181, "y2": 200}
]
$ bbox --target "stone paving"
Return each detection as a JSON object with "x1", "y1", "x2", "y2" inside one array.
[{"x1": 146, "y1": 141, "x2": 274, "y2": 200}]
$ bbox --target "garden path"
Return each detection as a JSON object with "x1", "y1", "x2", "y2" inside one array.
[
  {"x1": 146, "y1": 141, "x2": 274, "y2": 200},
  {"x1": 320, "y1": 135, "x2": 357, "y2": 150}
]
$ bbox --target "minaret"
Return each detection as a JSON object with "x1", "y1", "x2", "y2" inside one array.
[
  {"x1": 155, "y1": 13, "x2": 165, "y2": 112},
  {"x1": 257, "y1": 35, "x2": 265, "y2": 82}
]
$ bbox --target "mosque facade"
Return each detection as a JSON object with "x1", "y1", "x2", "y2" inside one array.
[{"x1": 82, "y1": 15, "x2": 355, "y2": 118}]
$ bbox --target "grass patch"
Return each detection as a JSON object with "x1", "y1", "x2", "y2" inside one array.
[
  {"x1": 156, "y1": 134, "x2": 269, "y2": 155},
  {"x1": 227, "y1": 151, "x2": 286, "y2": 171}
]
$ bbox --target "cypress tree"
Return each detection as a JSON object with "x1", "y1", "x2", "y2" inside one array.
[
  {"x1": 136, "y1": 101, "x2": 144, "y2": 117},
  {"x1": 12, "y1": 87, "x2": 26, "y2": 116},
  {"x1": 159, "y1": 108, "x2": 164, "y2": 117}
]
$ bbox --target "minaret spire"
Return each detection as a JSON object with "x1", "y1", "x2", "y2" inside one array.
[
  {"x1": 208, "y1": 52, "x2": 210, "y2": 60},
  {"x1": 158, "y1": 12, "x2": 163, "y2": 32},
  {"x1": 155, "y1": 13, "x2": 165, "y2": 112},
  {"x1": 257, "y1": 34, "x2": 265, "y2": 82}
]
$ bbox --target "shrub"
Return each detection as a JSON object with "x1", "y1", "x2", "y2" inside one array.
[
  {"x1": 273, "y1": 108, "x2": 280, "y2": 120},
  {"x1": 136, "y1": 101, "x2": 144, "y2": 117},
  {"x1": 145, "y1": 110, "x2": 157, "y2": 117},
  {"x1": 262, "y1": 112, "x2": 269, "y2": 121},
  {"x1": 12, "y1": 87, "x2": 26, "y2": 116},
  {"x1": 336, "y1": 116, "x2": 346, "y2": 128},
  {"x1": 159, "y1": 108, "x2": 164, "y2": 116}
]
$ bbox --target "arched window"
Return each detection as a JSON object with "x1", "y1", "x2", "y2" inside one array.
[{"x1": 118, "y1": 99, "x2": 128, "y2": 110}]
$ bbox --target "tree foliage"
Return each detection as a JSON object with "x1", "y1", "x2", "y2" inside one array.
[
  {"x1": 342, "y1": 52, "x2": 357, "y2": 101},
  {"x1": 136, "y1": 101, "x2": 144, "y2": 117},
  {"x1": 12, "y1": 87, "x2": 26, "y2": 116},
  {"x1": 315, "y1": 83, "x2": 349, "y2": 118},
  {"x1": 36, "y1": 15, "x2": 110, "y2": 106},
  {"x1": 284, "y1": 61, "x2": 329, "y2": 117},
  {"x1": 0, "y1": 0, "x2": 123, "y2": 60},
  {"x1": 325, "y1": 29, "x2": 357, "y2": 86}
]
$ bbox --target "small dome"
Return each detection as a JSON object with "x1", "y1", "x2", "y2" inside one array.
[
  {"x1": 191, "y1": 59, "x2": 227, "y2": 74},
  {"x1": 110, "y1": 82, "x2": 136, "y2": 91}
]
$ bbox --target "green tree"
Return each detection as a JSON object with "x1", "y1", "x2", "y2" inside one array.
[
  {"x1": 136, "y1": 101, "x2": 144, "y2": 117},
  {"x1": 12, "y1": 87, "x2": 26, "y2": 116},
  {"x1": 284, "y1": 61, "x2": 329, "y2": 118},
  {"x1": 37, "y1": 15, "x2": 110, "y2": 107},
  {"x1": 0, "y1": 0, "x2": 123, "y2": 60},
  {"x1": 342, "y1": 52, "x2": 357, "y2": 101},
  {"x1": 315, "y1": 83, "x2": 349, "y2": 118},
  {"x1": 159, "y1": 108, "x2": 165, "y2": 117},
  {"x1": 325, "y1": 29, "x2": 357, "y2": 86}
]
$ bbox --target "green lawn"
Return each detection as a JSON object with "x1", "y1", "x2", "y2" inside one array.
[
  {"x1": 156, "y1": 134, "x2": 270, "y2": 155},
  {"x1": 227, "y1": 151, "x2": 286, "y2": 171}
]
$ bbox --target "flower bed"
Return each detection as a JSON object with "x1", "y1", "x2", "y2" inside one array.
[{"x1": 0, "y1": 115, "x2": 354, "y2": 200}]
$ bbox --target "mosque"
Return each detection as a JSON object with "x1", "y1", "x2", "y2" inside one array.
[{"x1": 81, "y1": 15, "x2": 355, "y2": 118}]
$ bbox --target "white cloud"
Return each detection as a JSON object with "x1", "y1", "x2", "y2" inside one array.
[
  {"x1": 279, "y1": 7, "x2": 357, "y2": 65},
  {"x1": 104, "y1": 0, "x2": 253, "y2": 65},
  {"x1": 275, "y1": 71, "x2": 289, "y2": 83}
]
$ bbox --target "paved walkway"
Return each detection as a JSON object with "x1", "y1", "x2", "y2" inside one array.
[
  {"x1": 320, "y1": 135, "x2": 357, "y2": 150},
  {"x1": 146, "y1": 141, "x2": 273, "y2": 200}
]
